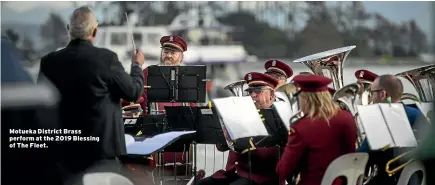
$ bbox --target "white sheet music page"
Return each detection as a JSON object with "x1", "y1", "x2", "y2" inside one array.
[
  {"x1": 357, "y1": 104, "x2": 394, "y2": 150},
  {"x1": 379, "y1": 103, "x2": 418, "y2": 148},
  {"x1": 212, "y1": 96, "x2": 268, "y2": 140},
  {"x1": 125, "y1": 134, "x2": 135, "y2": 146},
  {"x1": 273, "y1": 92, "x2": 293, "y2": 131},
  {"x1": 126, "y1": 131, "x2": 196, "y2": 155}
]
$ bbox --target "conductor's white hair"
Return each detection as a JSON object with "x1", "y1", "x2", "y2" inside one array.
[{"x1": 68, "y1": 6, "x2": 98, "y2": 40}]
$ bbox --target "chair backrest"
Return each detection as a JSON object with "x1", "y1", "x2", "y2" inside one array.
[
  {"x1": 83, "y1": 172, "x2": 134, "y2": 185},
  {"x1": 396, "y1": 160, "x2": 426, "y2": 185},
  {"x1": 321, "y1": 153, "x2": 369, "y2": 185}
]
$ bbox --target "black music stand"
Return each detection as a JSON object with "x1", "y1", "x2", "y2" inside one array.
[
  {"x1": 162, "y1": 106, "x2": 198, "y2": 152},
  {"x1": 194, "y1": 107, "x2": 227, "y2": 145},
  {"x1": 146, "y1": 65, "x2": 207, "y2": 114},
  {"x1": 123, "y1": 115, "x2": 167, "y2": 137}
]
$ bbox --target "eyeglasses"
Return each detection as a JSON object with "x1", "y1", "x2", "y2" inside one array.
[
  {"x1": 246, "y1": 87, "x2": 270, "y2": 94},
  {"x1": 370, "y1": 89, "x2": 384, "y2": 95}
]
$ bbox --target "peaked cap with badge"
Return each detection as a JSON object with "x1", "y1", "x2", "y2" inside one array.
[
  {"x1": 160, "y1": 35, "x2": 187, "y2": 52},
  {"x1": 244, "y1": 72, "x2": 279, "y2": 90},
  {"x1": 264, "y1": 59, "x2": 293, "y2": 79},
  {"x1": 355, "y1": 69, "x2": 378, "y2": 83}
]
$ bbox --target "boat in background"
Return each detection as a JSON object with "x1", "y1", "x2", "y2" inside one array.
[{"x1": 168, "y1": 8, "x2": 257, "y2": 65}]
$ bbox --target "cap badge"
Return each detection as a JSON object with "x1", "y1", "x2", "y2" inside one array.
[
  {"x1": 247, "y1": 73, "x2": 252, "y2": 80},
  {"x1": 169, "y1": 36, "x2": 174, "y2": 42},
  {"x1": 359, "y1": 71, "x2": 364, "y2": 78},
  {"x1": 272, "y1": 60, "x2": 276, "y2": 66}
]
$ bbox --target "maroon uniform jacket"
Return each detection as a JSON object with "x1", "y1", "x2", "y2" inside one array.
[
  {"x1": 140, "y1": 67, "x2": 197, "y2": 114},
  {"x1": 212, "y1": 145, "x2": 284, "y2": 185},
  {"x1": 276, "y1": 110, "x2": 357, "y2": 185}
]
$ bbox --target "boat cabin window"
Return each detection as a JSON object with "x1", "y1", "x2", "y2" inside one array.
[
  {"x1": 111, "y1": 32, "x2": 127, "y2": 46},
  {"x1": 146, "y1": 33, "x2": 160, "y2": 45}
]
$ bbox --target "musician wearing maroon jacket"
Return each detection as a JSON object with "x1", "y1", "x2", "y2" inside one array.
[
  {"x1": 122, "y1": 35, "x2": 197, "y2": 113},
  {"x1": 276, "y1": 74, "x2": 357, "y2": 185},
  {"x1": 121, "y1": 35, "x2": 197, "y2": 180},
  {"x1": 264, "y1": 59, "x2": 294, "y2": 88},
  {"x1": 197, "y1": 72, "x2": 283, "y2": 185}
]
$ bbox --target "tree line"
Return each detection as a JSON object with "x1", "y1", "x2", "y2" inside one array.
[{"x1": 3, "y1": 1, "x2": 429, "y2": 63}]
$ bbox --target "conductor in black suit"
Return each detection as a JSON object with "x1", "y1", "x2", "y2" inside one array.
[{"x1": 37, "y1": 6, "x2": 145, "y2": 183}]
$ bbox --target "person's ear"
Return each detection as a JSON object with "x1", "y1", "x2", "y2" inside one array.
[
  {"x1": 270, "y1": 90, "x2": 275, "y2": 100},
  {"x1": 92, "y1": 27, "x2": 97, "y2": 38}
]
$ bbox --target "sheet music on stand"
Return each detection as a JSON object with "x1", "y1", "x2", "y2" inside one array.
[
  {"x1": 273, "y1": 92, "x2": 293, "y2": 131},
  {"x1": 357, "y1": 103, "x2": 418, "y2": 150},
  {"x1": 124, "y1": 131, "x2": 196, "y2": 155},
  {"x1": 212, "y1": 96, "x2": 269, "y2": 141}
]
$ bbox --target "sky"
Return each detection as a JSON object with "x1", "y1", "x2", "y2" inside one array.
[{"x1": 1, "y1": 1, "x2": 433, "y2": 42}]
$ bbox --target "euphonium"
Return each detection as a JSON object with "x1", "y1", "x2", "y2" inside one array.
[
  {"x1": 332, "y1": 81, "x2": 379, "y2": 185},
  {"x1": 396, "y1": 64, "x2": 435, "y2": 102},
  {"x1": 224, "y1": 80, "x2": 247, "y2": 97},
  {"x1": 384, "y1": 65, "x2": 435, "y2": 176},
  {"x1": 293, "y1": 46, "x2": 356, "y2": 90},
  {"x1": 333, "y1": 83, "x2": 367, "y2": 145}
]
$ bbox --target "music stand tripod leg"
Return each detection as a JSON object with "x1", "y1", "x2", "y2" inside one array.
[
  {"x1": 193, "y1": 141, "x2": 198, "y2": 185},
  {"x1": 277, "y1": 145, "x2": 281, "y2": 185},
  {"x1": 173, "y1": 152, "x2": 177, "y2": 185},
  {"x1": 248, "y1": 149, "x2": 252, "y2": 185}
]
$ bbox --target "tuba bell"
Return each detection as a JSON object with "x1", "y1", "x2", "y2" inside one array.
[
  {"x1": 293, "y1": 46, "x2": 356, "y2": 90},
  {"x1": 224, "y1": 80, "x2": 247, "y2": 97},
  {"x1": 396, "y1": 64, "x2": 435, "y2": 102}
]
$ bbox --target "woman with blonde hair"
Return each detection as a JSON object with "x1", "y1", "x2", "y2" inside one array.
[{"x1": 276, "y1": 74, "x2": 357, "y2": 185}]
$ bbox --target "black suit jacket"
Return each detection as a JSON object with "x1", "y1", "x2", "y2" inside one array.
[{"x1": 38, "y1": 39, "x2": 144, "y2": 163}]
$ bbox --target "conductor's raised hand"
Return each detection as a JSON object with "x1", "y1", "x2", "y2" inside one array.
[{"x1": 132, "y1": 49, "x2": 145, "y2": 65}]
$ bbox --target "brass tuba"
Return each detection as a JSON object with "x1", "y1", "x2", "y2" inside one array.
[
  {"x1": 293, "y1": 46, "x2": 356, "y2": 90},
  {"x1": 224, "y1": 80, "x2": 247, "y2": 97},
  {"x1": 396, "y1": 64, "x2": 435, "y2": 102},
  {"x1": 332, "y1": 80, "x2": 377, "y2": 185},
  {"x1": 384, "y1": 65, "x2": 435, "y2": 176}
]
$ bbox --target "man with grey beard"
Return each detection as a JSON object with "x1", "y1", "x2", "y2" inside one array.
[
  {"x1": 120, "y1": 35, "x2": 197, "y2": 180},
  {"x1": 122, "y1": 35, "x2": 193, "y2": 113}
]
